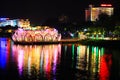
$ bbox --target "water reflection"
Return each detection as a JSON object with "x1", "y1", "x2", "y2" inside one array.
[
  {"x1": 62, "y1": 44, "x2": 112, "y2": 80},
  {"x1": 0, "y1": 38, "x2": 11, "y2": 69},
  {"x1": 75, "y1": 45, "x2": 112, "y2": 80},
  {"x1": 12, "y1": 44, "x2": 61, "y2": 79},
  {"x1": 0, "y1": 37, "x2": 119, "y2": 80}
]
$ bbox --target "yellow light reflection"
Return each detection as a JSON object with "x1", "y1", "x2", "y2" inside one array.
[
  {"x1": 12, "y1": 44, "x2": 61, "y2": 79},
  {"x1": 76, "y1": 45, "x2": 86, "y2": 70}
]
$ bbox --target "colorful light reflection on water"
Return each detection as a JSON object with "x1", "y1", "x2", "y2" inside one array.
[
  {"x1": 12, "y1": 44, "x2": 61, "y2": 80},
  {"x1": 0, "y1": 37, "x2": 120, "y2": 80},
  {"x1": 0, "y1": 38, "x2": 10, "y2": 69}
]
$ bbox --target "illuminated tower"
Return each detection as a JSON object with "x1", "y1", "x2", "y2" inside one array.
[{"x1": 85, "y1": 3, "x2": 114, "y2": 21}]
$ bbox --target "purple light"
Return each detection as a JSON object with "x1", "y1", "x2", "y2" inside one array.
[{"x1": 18, "y1": 50, "x2": 24, "y2": 76}]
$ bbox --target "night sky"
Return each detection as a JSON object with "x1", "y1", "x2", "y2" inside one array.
[{"x1": 0, "y1": 0, "x2": 119, "y2": 25}]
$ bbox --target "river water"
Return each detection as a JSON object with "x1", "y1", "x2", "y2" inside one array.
[{"x1": 0, "y1": 37, "x2": 120, "y2": 80}]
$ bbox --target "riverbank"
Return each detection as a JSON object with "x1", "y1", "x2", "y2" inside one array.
[
  {"x1": 13, "y1": 39, "x2": 78, "y2": 45},
  {"x1": 78, "y1": 39, "x2": 120, "y2": 47},
  {"x1": 13, "y1": 39, "x2": 120, "y2": 47}
]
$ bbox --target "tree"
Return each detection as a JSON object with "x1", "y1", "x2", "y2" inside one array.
[
  {"x1": 113, "y1": 26, "x2": 120, "y2": 38},
  {"x1": 95, "y1": 13, "x2": 115, "y2": 35}
]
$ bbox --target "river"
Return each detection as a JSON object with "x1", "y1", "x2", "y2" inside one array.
[{"x1": 0, "y1": 37, "x2": 120, "y2": 80}]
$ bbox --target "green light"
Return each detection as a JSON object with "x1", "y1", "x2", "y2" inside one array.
[
  {"x1": 100, "y1": 47, "x2": 104, "y2": 56},
  {"x1": 95, "y1": 47, "x2": 99, "y2": 59},
  {"x1": 92, "y1": 46, "x2": 94, "y2": 54},
  {"x1": 92, "y1": 35, "x2": 94, "y2": 39},
  {"x1": 77, "y1": 46, "x2": 80, "y2": 55},
  {"x1": 72, "y1": 44, "x2": 74, "y2": 58},
  {"x1": 72, "y1": 44, "x2": 75, "y2": 68},
  {"x1": 96, "y1": 34, "x2": 98, "y2": 39},
  {"x1": 101, "y1": 34, "x2": 104, "y2": 39},
  {"x1": 95, "y1": 47, "x2": 99, "y2": 73}
]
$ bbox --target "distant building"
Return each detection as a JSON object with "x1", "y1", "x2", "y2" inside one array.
[
  {"x1": 0, "y1": 18, "x2": 9, "y2": 21},
  {"x1": 0, "y1": 18, "x2": 30, "y2": 28},
  {"x1": 85, "y1": 4, "x2": 114, "y2": 21}
]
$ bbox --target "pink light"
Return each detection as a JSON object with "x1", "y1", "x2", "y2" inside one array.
[
  {"x1": 12, "y1": 27, "x2": 61, "y2": 42},
  {"x1": 18, "y1": 28, "x2": 24, "y2": 31},
  {"x1": 101, "y1": 4, "x2": 112, "y2": 7},
  {"x1": 18, "y1": 50, "x2": 24, "y2": 76}
]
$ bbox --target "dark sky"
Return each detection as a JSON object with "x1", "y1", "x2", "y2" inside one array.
[{"x1": 0, "y1": 0, "x2": 119, "y2": 25}]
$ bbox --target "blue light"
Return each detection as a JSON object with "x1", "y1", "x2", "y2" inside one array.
[
  {"x1": 0, "y1": 19, "x2": 18, "y2": 27},
  {"x1": 0, "y1": 38, "x2": 7, "y2": 69},
  {"x1": 0, "y1": 18, "x2": 9, "y2": 21}
]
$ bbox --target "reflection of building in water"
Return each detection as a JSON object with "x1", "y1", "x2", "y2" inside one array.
[
  {"x1": 99, "y1": 54, "x2": 112, "y2": 80},
  {"x1": 90, "y1": 46, "x2": 101, "y2": 79},
  {"x1": 12, "y1": 44, "x2": 61, "y2": 79},
  {"x1": 76, "y1": 45, "x2": 109, "y2": 79},
  {"x1": 76, "y1": 45, "x2": 87, "y2": 70}
]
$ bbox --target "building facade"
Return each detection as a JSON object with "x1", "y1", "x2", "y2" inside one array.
[
  {"x1": 85, "y1": 4, "x2": 114, "y2": 21},
  {"x1": 0, "y1": 18, "x2": 30, "y2": 28}
]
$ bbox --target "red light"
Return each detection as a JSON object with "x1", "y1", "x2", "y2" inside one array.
[{"x1": 101, "y1": 4, "x2": 112, "y2": 7}]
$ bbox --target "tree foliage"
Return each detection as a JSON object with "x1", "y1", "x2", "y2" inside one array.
[{"x1": 95, "y1": 13, "x2": 115, "y2": 32}]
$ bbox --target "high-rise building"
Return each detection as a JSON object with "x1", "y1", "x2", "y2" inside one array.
[{"x1": 85, "y1": 4, "x2": 114, "y2": 21}]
